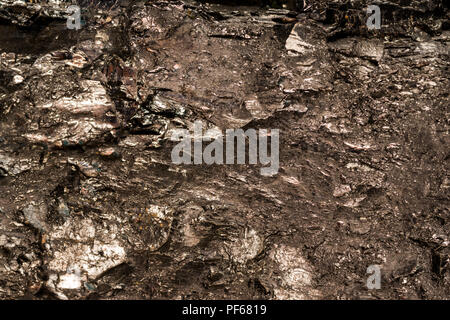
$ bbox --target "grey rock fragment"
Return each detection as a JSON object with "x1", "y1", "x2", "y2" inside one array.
[
  {"x1": 0, "y1": 153, "x2": 32, "y2": 177},
  {"x1": 23, "y1": 202, "x2": 48, "y2": 232}
]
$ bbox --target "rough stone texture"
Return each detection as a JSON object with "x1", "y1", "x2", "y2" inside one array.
[{"x1": 0, "y1": 0, "x2": 449, "y2": 300}]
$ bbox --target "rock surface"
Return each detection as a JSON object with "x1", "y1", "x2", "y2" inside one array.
[{"x1": 0, "y1": 0, "x2": 448, "y2": 300}]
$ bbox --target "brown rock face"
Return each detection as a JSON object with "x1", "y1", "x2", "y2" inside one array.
[{"x1": 0, "y1": 0, "x2": 448, "y2": 300}]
